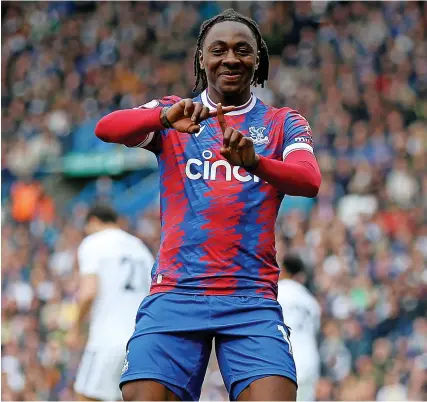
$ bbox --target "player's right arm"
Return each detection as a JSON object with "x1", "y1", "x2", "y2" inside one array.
[{"x1": 95, "y1": 97, "x2": 234, "y2": 153}]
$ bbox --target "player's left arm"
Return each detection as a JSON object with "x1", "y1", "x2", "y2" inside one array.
[
  {"x1": 248, "y1": 110, "x2": 321, "y2": 197},
  {"x1": 218, "y1": 106, "x2": 321, "y2": 197}
]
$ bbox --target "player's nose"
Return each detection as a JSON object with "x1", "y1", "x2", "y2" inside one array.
[{"x1": 222, "y1": 50, "x2": 240, "y2": 66}]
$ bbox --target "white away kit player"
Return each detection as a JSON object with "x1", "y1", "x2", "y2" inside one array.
[
  {"x1": 68, "y1": 203, "x2": 154, "y2": 401},
  {"x1": 277, "y1": 254, "x2": 322, "y2": 402}
]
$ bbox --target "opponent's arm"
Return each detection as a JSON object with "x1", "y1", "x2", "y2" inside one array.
[
  {"x1": 66, "y1": 240, "x2": 99, "y2": 348},
  {"x1": 66, "y1": 275, "x2": 98, "y2": 349},
  {"x1": 73, "y1": 274, "x2": 98, "y2": 333}
]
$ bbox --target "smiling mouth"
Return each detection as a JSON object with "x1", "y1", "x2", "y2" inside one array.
[{"x1": 220, "y1": 72, "x2": 243, "y2": 81}]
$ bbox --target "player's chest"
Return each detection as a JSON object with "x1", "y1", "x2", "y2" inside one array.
[
  {"x1": 162, "y1": 120, "x2": 282, "y2": 186},
  {"x1": 175, "y1": 118, "x2": 281, "y2": 159}
]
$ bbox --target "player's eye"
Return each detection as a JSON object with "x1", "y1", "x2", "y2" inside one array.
[
  {"x1": 211, "y1": 49, "x2": 225, "y2": 56},
  {"x1": 236, "y1": 48, "x2": 251, "y2": 56}
]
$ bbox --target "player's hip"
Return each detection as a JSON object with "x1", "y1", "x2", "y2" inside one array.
[
  {"x1": 133, "y1": 292, "x2": 286, "y2": 336},
  {"x1": 154, "y1": 246, "x2": 278, "y2": 282},
  {"x1": 149, "y1": 267, "x2": 279, "y2": 300}
]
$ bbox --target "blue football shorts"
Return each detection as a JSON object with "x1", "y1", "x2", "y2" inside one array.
[{"x1": 120, "y1": 293, "x2": 297, "y2": 401}]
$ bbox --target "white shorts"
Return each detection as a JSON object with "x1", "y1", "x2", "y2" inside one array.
[
  {"x1": 296, "y1": 377, "x2": 318, "y2": 402},
  {"x1": 74, "y1": 347, "x2": 125, "y2": 401}
]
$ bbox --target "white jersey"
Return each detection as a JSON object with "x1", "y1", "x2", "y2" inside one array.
[
  {"x1": 277, "y1": 279, "x2": 321, "y2": 383},
  {"x1": 78, "y1": 228, "x2": 154, "y2": 348}
]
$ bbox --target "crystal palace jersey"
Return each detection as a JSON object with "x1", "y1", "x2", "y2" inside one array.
[{"x1": 133, "y1": 90, "x2": 314, "y2": 299}]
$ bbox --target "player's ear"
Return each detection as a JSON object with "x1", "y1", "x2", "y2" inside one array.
[
  {"x1": 255, "y1": 51, "x2": 260, "y2": 70},
  {"x1": 199, "y1": 50, "x2": 204, "y2": 70}
]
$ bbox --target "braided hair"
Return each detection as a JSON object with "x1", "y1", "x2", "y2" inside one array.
[{"x1": 193, "y1": 8, "x2": 269, "y2": 92}]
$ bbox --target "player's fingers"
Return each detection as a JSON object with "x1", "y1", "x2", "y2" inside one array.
[
  {"x1": 223, "y1": 127, "x2": 234, "y2": 148},
  {"x1": 209, "y1": 105, "x2": 235, "y2": 117},
  {"x1": 199, "y1": 106, "x2": 211, "y2": 122},
  {"x1": 223, "y1": 105, "x2": 235, "y2": 113},
  {"x1": 186, "y1": 123, "x2": 201, "y2": 134},
  {"x1": 191, "y1": 102, "x2": 204, "y2": 123},
  {"x1": 66, "y1": 336, "x2": 77, "y2": 349},
  {"x1": 183, "y1": 99, "x2": 194, "y2": 117},
  {"x1": 216, "y1": 103, "x2": 228, "y2": 133},
  {"x1": 220, "y1": 146, "x2": 231, "y2": 160},
  {"x1": 229, "y1": 130, "x2": 243, "y2": 149},
  {"x1": 237, "y1": 136, "x2": 254, "y2": 150}
]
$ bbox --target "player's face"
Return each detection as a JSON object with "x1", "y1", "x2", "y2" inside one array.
[{"x1": 201, "y1": 21, "x2": 258, "y2": 97}]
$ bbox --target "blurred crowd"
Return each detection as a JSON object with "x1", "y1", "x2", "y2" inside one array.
[{"x1": 2, "y1": 1, "x2": 427, "y2": 401}]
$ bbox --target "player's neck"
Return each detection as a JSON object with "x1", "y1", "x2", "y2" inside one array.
[
  {"x1": 92, "y1": 223, "x2": 120, "y2": 234},
  {"x1": 207, "y1": 87, "x2": 251, "y2": 107},
  {"x1": 279, "y1": 272, "x2": 291, "y2": 281},
  {"x1": 102, "y1": 223, "x2": 120, "y2": 231},
  {"x1": 279, "y1": 269, "x2": 295, "y2": 281}
]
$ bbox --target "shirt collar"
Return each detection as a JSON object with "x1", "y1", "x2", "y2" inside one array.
[{"x1": 200, "y1": 89, "x2": 257, "y2": 116}]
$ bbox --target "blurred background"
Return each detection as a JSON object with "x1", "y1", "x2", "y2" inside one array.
[{"x1": 1, "y1": 1, "x2": 427, "y2": 401}]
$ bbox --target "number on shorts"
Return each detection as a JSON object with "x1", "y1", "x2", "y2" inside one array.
[{"x1": 277, "y1": 325, "x2": 293, "y2": 355}]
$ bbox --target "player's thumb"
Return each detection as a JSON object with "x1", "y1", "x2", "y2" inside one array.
[
  {"x1": 220, "y1": 146, "x2": 231, "y2": 159},
  {"x1": 187, "y1": 123, "x2": 201, "y2": 134}
]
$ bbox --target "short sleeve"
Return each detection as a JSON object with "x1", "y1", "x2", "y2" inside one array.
[
  {"x1": 282, "y1": 110, "x2": 314, "y2": 160},
  {"x1": 77, "y1": 238, "x2": 99, "y2": 276}
]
